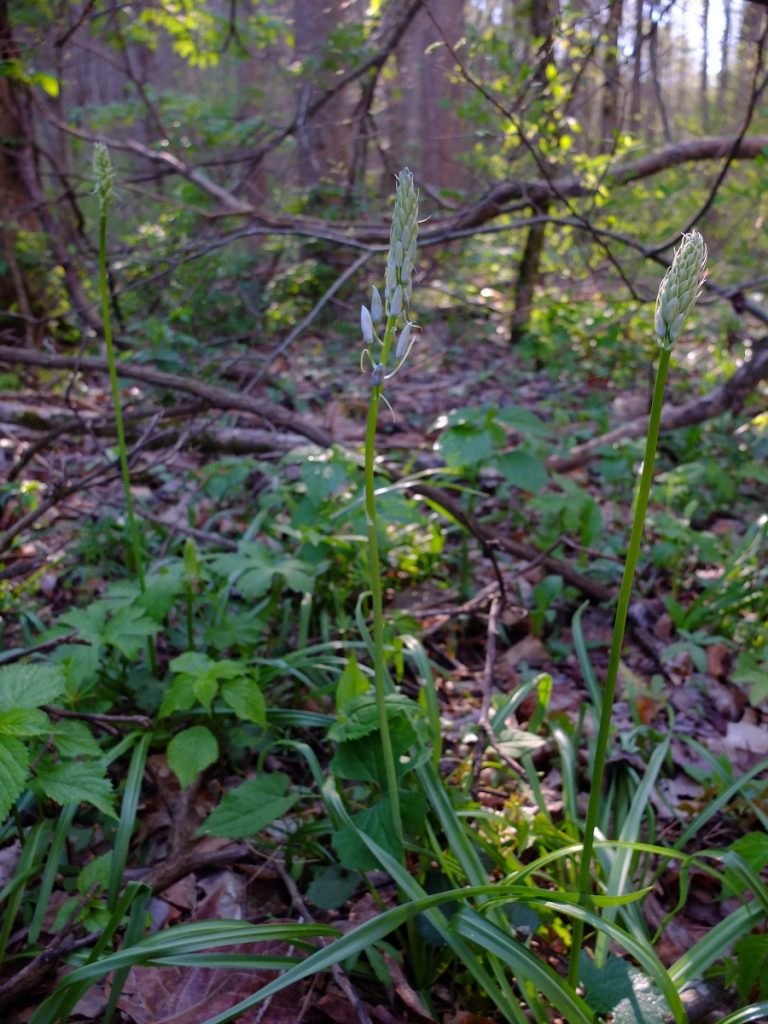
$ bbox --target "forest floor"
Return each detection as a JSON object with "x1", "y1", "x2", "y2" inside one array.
[{"x1": 2, "y1": 309, "x2": 767, "y2": 1023}]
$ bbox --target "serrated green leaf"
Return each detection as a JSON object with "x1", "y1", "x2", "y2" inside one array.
[
  {"x1": 158, "y1": 675, "x2": 196, "y2": 717},
  {"x1": 33, "y1": 760, "x2": 116, "y2": 818},
  {"x1": 201, "y1": 773, "x2": 295, "y2": 839},
  {"x1": 192, "y1": 675, "x2": 218, "y2": 710},
  {"x1": 102, "y1": 606, "x2": 161, "y2": 660},
  {"x1": 328, "y1": 692, "x2": 420, "y2": 742},
  {"x1": 0, "y1": 736, "x2": 29, "y2": 821},
  {"x1": 137, "y1": 569, "x2": 186, "y2": 621},
  {"x1": 53, "y1": 720, "x2": 102, "y2": 759},
  {"x1": 0, "y1": 664, "x2": 66, "y2": 711},
  {"x1": 168, "y1": 726, "x2": 219, "y2": 788},
  {"x1": 0, "y1": 707, "x2": 50, "y2": 737},
  {"x1": 220, "y1": 676, "x2": 266, "y2": 725}
]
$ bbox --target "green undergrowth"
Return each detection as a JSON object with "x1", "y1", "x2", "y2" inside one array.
[{"x1": 0, "y1": 178, "x2": 767, "y2": 1024}]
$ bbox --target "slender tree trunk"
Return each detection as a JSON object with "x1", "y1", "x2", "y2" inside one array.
[
  {"x1": 629, "y1": 0, "x2": 644, "y2": 127},
  {"x1": 649, "y1": 4, "x2": 671, "y2": 143},
  {"x1": 510, "y1": 0, "x2": 555, "y2": 345},
  {"x1": 509, "y1": 202, "x2": 549, "y2": 346},
  {"x1": 719, "y1": 0, "x2": 732, "y2": 115},
  {"x1": 600, "y1": 0, "x2": 624, "y2": 152},
  {"x1": 701, "y1": 0, "x2": 710, "y2": 131},
  {"x1": 293, "y1": 0, "x2": 351, "y2": 192}
]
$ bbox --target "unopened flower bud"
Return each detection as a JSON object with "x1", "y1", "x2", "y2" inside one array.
[
  {"x1": 389, "y1": 286, "x2": 403, "y2": 318},
  {"x1": 93, "y1": 143, "x2": 115, "y2": 213},
  {"x1": 371, "y1": 286, "x2": 382, "y2": 323},
  {"x1": 361, "y1": 305, "x2": 374, "y2": 345},
  {"x1": 655, "y1": 230, "x2": 707, "y2": 349},
  {"x1": 395, "y1": 322, "x2": 412, "y2": 362}
]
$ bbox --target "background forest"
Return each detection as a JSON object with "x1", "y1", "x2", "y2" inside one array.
[{"x1": 1, "y1": 1, "x2": 768, "y2": 1022}]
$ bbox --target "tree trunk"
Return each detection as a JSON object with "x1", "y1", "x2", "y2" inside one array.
[
  {"x1": 293, "y1": 0, "x2": 351, "y2": 192},
  {"x1": 629, "y1": 0, "x2": 644, "y2": 127},
  {"x1": 417, "y1": 0, "x2": 466, "y2": 192},
  {"x1": 509, "y1": 203, "x2": 550, "y2": 346},
  {"x1": 509, "y1": 0, "x2": 555, "y2": 345},
  {"x1": 719, "y1": 0, "x2": 732, "y2": 115},
  {"x1": 600, "y1": 0, "x2": 624, "y2": 152},
  {"x1": 648, "y1": 4, "x2": 671, "y2": 143},
  {"x1": 0, "y1": 0, "x2": 43, "y2": 337},
  {"x1": 701, "y1": 0, "x2": 710, "y2": 132}
]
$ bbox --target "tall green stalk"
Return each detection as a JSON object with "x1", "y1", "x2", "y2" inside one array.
[
  {"x1": 364, "y1": 316, "x2": 401, "y2": 840},
  {"x1": 568, "y1": 231, "x2": 707, "y2": 986},
  {"x1": 94, "y1": 144, "x2": 147, "y2": 594},
  {"x1": 360, "y1": 169, "x2": 419, "y2": 842}
]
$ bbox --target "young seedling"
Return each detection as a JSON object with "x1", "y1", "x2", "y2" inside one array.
[
  {"x1": 359, "y1": 169, "x2": 419, "y2": 841},
  {"x1": 569, "y1": 231, "x2": 708, "y2": 985}
]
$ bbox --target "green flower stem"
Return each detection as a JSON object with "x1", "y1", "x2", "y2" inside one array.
[
  {"x1": 98, "y1": 212, "x2": 158, "y2": 677},
  {"x1": 364, "y1": 315, "x2": 402, "y2": 842},
  {"x1": 568, "y1": 345, "x2": 672, "y2": 987}
]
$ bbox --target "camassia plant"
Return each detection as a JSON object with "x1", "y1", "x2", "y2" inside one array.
[{"x1": 13, "y1": 168, "x2": 768, "y2": 1024}]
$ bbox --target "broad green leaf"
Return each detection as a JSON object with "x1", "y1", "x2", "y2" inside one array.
[
  {"x1": 332, "y1": 799, "x2": 403, "y2": 871},
  {"x1": 0, "y1": 707, "x2": 50, "y2": 737},
  {"x1": 496, "y1": 449, "x2": 548, "y2": 492},
  {"x1": 330, "y1": 715, "x2": 416, "y2": 785},
  {"x1": 168, "y1": 726, "x2": 219, "y2": 788},
  {"x1": 78, "y1": 851, "x2": 112, "y2": 895},
  {"x1": 306, "y1": 864, "x2": 358, "y2": 910},
  {"x1": 494, "y1": 726, "x2": 546, "y2": 758},
  {"x1": 102, "y1": 607, "x2": 161, "y2": 660},
  {"x1": 335, "y1": 651, "x2": 369, "y2": 712},
  {"x1": 158, "y1": 675, "x2": 196, "y2": 717},
  {"x1": 328, "y1": 692, "x2": 420, "y2": 742},
  {"x1": 54, "y1": 720, "x2": 102, "y2": 759},
  {"x1": 59, "y1": 601, "x2": 109, "y2": 646},
  {"x1": 0, "y1": 736, "x2": 29, "y2": 821},
  {"x1": 220, "y1": 677, "x2": 266, "y2": 724},
  {"x1": 33, "y1": 760, "x2": 116, "y2": 818},
  {"x1": 137, "y1": 569, "x2": 186, "y2": 620},
  {"x1": 201, "y1": 773, "x2": 295, "y2": 838},
  {"x1": 0, "y1": 664, "x2": 66, "y2": 710},
  {"x1": 581, "y1": 954, "x2": 670, "y2": 1023},
  {"x1": 735, "y1": 935, "x2": 768, "y2": 1003},
  {"x1": 192, "y1": 675, "x2": 218, "y2": 710}
]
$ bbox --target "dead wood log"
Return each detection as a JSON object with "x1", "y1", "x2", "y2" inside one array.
[{"x1": 546, "y1": 337, "x2": 768, "y2": 473}]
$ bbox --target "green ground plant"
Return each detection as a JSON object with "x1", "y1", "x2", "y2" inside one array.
[{"x1": 3, "y1": 167, "x2": 768, "y2": 1024}]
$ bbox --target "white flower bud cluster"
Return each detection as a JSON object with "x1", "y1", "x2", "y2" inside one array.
[
  {"x1": 360, "y1": 169, "x2": 419, "y2": 395},
  {"x1": 654, "y1": 230, "x2": 707, "y2": 349},
  {"x1": 93, "y1": 143, "x2": 115, "y2": 214},
  {"x1": 385, "y1": 168, "x2": 418, "y2": 317}
]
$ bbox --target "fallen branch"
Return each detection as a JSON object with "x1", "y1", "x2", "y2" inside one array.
[
  {"x1": 0, "y1": 345, "x2": 612, "y2": 602},
  {"x1": 546, "y1": 337, "x2": 768, "y2": 472}
]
